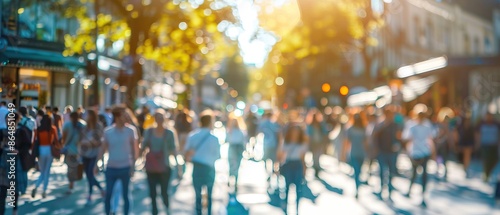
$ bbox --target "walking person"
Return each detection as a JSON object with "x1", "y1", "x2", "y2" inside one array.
[
  {"x1": 184, "y1": 110, "x2": 220, "y2": 215},
  {"x1": 174, "y1": 109, "x2": 193, "y2": 176},
  {"x1": 63, "y1": 106, "x2": 73, "y2": 124},
  {"x1": 226, "y1": 115, "x2": 247, "y2": 193},
  {"x1": 52, "y1": 107, "x2": 63, "y2": 141},
  {"x1": 476, "y1": 112, "x2": 500, "y2": 182},
  {"x1": 245, "y1": 112, "x2": 258, "y2": 142},
  {"x1": 140, "y1": 109, "x2": 178, "y2": 215},
  {"x1": 61, "y1": 112, "x2": 86, "y2": 194},
  {"x1": 31, "y1": 115, "x2": 58, "y2": 198},
  {"x1": 101, "y1": 106, "x2": 139, "y2": 215},
  {"x1": 434, "y1": 108, "x2": 455, "y2": 181},
  {"x1": 0, "y1": 112, "x2": 32, "y2": 215},
  {"x1": 373, "y1": 108, "x2": 402, "y2": 201},
  {"x1": 365, "y1": 112, "x2": 378, "y2": 179},
  {"x1": 344, "y1": 114, "x2": 368, "y2": 199},
  {"x1": 457, "y1": 115, "x2": 475, "y2": 177},
  {"x1": 403, "y1": 110, "x2": 435, "y2": 207},
  {"x1": 306, "y1": 109, "x2": 328, "y2": 178},
  {"x1": 278, "y1": 124, "x2": 308, "y2": 215},
  {"x1": 80, "y1": 110, "x2": 105, "y2": 205},
  {"x1": 257, "y1": 110, "x2": 281, "y2": 182}
]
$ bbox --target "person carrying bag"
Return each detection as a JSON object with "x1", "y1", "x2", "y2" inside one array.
[{"x1": 141, "y1": 110, "x2": 178, "y2": 215}]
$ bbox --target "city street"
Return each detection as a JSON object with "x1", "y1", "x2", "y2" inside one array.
[{"x1": 6, "y1": 142, "x2": 500, "y2": 215}]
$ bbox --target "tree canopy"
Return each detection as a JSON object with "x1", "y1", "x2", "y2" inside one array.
[
  {"x1": 61, "y1": 0, "x2": 236, "y2": 82},
  {"x1": 258, "y1": 0, "x2": 386, "y2": 79}
]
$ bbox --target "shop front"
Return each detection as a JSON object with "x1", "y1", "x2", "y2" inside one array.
[{"x1": 0, "y1": 48, "x2": 85, "y2": 109}]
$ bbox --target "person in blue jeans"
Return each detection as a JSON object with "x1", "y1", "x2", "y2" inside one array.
[
  {"x1": 184, "y1": 111, "x2": 221, "y2": 215},
  {"x1": 477, "y1": 112, "x2": 500, "y2": 182},
  {"x1": 344, "y1": 114, "x2": 367, "y2": 199},
  {"x1": 278, "y1": 124, "x2": 308, "y2": 215},
  {"x1": 141, "y1": 109, "x2": 179, "y2": 215},
  {"x1": 100, "y1": 106, "x2": 139, "y2": 215},
  {"x1": 373, "y1": 108, "x2": 402, "y2": 201},
  {"x1": 80, "y1": 110, "x2": 105, "y2": 205}
]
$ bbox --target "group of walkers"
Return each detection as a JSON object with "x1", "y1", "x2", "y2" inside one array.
[{"x1": 0, "y1": 99, "x2": 499, "y2": 215}]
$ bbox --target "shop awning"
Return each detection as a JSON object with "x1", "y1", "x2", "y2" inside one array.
[{"x1": 2, "y1": 47, "x2": 85, "y2": 72}]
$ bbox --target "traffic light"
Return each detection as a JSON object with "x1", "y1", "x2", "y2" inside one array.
[
  {"x1": 339, "y1": 85, "x2": 349, "y2": 96},
  {"x1": 321, "y1": 83, "x2": 331, "y2": 93}
]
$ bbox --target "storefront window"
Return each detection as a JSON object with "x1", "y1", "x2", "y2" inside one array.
[
  {"x1": 0, "y1": 67, "x2": 18, "y2": 104},
  {"x1": 19, "y1": 69, "x2": 51, "y2": 108}
]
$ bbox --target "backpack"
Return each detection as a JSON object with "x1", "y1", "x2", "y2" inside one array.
[
  {"x1": 19, "y1": 118, "x2": 33, "y2": 145},
  {"x1": 17, "y1": 125, "x2": 36, "y2": 171}
]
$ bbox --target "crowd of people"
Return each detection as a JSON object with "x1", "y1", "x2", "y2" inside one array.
[{"x1": 0, "y1": 100, "x2": 499, "y2": 215}]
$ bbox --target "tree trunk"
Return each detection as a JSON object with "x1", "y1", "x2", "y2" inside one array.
[{"x1": 362, "y1": 49, "x2": 373, "y2": 88}]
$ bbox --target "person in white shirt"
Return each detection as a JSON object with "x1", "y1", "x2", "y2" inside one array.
[
  {"x1": 101, "y1": 106, "x2": 139, "y2": 215},
  {"x1": 225, "y1": 116, "x2": 247, "y2": 193},
  {"x1": 403, "y1": 110, "x2": 435, "y2": 207},
  {"x1": 184, "y1": 110, "x2": 221, "y2": 215}
]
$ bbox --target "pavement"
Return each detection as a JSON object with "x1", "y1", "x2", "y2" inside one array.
[{"x1": 4, "y1": 126, "x2": 500, "y2": 214}]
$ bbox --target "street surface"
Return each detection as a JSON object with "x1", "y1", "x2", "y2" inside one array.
[{"x1": 5, "y1": 127, "x2": 500, "y2": 215}]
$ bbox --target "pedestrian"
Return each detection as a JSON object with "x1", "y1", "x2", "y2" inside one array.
[
  {"x1": 184, "y1": 110, "x2": 221, "y2": 215},
  {"x1": 434, "y1": 108, "x2": 455, "y2": 181},
  {"x1": 101, "y1": 106, "x2": 139, "y2": 215},
  {"x1": 52, "y1": 107, "x2": 63, "y2": 141},
  {"x1": 31, "y1": 115, "x2": 58, "y2": 198},
  {"x1": 141, "y1": 109, "x2": 178, "y2": 215},
  {"x1": 245, "y1": 112, "x2": 258, "y2": 142},
  {"x1": 80, "y1": 110, "x2": 105, "y2": 205},
  {"x1": 278, "y1": 124, "x2": 308, "y2": 214},
  {"x1": 226, "y1": 115, "x2": 247, "y2": 193},
  {"x1": 403, "y1": 111, "x2": 435, "y2": 207},
  {"x1": 61, "y1": 111, "x2": 86, "y2": 194},
  {"x1": 175, "y1": 110, "x2": 193, "y2": 154},
  {"x1": 18, "y1": 106, "x2": 37, "y2": 144},
  {"x1": 476, "y1": 112, "x2": 500, "y2": 182},
  {"x1": 373, "y1": 107, "x2": 402, "y2": 201},
  {"x1": 0, "y1": 112, "x2": 30, "y2": 215},
  {"x1": 365, "y1": 111, "x2": 378, "y2": 178},
  {"x1": 137, "y1": 105, "x2": 150, "y2": 137},
  {"x1": 344, "y1": 114, "x2": 368, "y2": 199},
  {"x1": 36, "y1": 109, "x2": 44, "y2": 128},
  {"x1": 306, "y1": 109, "x2": 329, "y2": 178},
  {"x1": 257, "y1": 110, "x2": 281, "y2": 182},
  {"x1": 457, "y1": 115, "x2": 475, "y2": 177},
  {"x1": 17, "y1": 107, "x2": 36, "y2": 195},
  {"x1": 27, "y1": 105, "x2": 37, "y2": 119},
  {"x1": 63, "y1": 105, "x2": 73, "y2": 124}
]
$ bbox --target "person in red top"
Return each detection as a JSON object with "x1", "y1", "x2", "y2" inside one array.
[{"x1": 31, "y1": 114, "x2": 58, "y2": 198}]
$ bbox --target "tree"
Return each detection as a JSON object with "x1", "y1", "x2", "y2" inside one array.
[
  {"x1": 257, "y1": 0, "x2": 388, "y2": 87},
  {"x1": 60, "y1": 0, "x2": 236, "y2": 108}
]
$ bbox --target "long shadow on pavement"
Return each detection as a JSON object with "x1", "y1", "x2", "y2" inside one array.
[{"x1": 317, "y1": 178, "x2": 344, "y2": 195}]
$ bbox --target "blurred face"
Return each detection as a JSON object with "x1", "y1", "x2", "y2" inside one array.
[
  {"x1": 289, "y1": 127, "x2": 301, "y2": 142},
  {"x1": 486, "y1": 114, "x2": 494, "y2": 123},
  {"x1": 154, "y1": 113, "x2": 165, "y2": 125}
]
